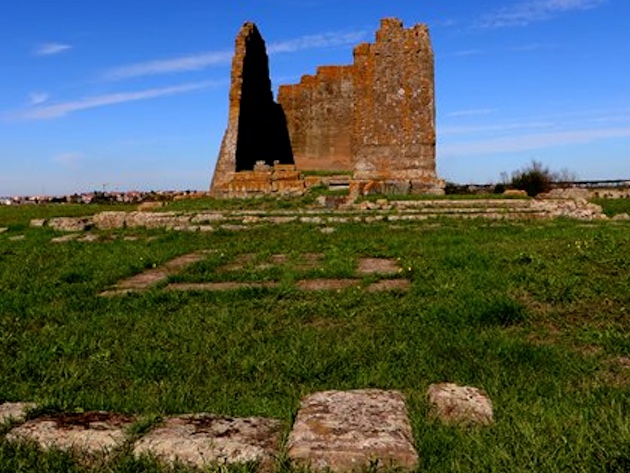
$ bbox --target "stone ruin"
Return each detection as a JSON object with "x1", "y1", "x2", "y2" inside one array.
[{"x1": 210, "y1": 18, "x2": 445, "y2": 197}]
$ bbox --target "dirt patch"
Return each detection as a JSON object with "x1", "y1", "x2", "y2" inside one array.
[
  {"x1": 297, "y1": 279, "x2": 361, "y2": 291},
  {"x1": 6, "y1": 411, "x2": 135, "y2": 455},
  {"x1": 366, "y1": 279, "x2": 411, "y2": 293},
  {"x1": 133, "y1": 414, "x2": 282, "y2": 469},
  {"x1": 357, "y1": 258, "x2": 400, "y2": 276},
  {"x1": 167, "y1": 282, "x2": 279, "y2": 291}
]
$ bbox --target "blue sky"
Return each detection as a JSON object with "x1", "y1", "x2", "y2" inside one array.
[{"x1": 1, "y1": 0, "x2": 629, "y2": 196}]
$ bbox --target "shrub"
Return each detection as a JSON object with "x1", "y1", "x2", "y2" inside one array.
[{"x1": 509, "y1": 160, "x2": 554, "y2": 197}]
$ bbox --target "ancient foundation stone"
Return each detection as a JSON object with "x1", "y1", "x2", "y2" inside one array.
[
  {"x1": 48, "y1": 217, "x2": 92, "y2": 232},
  {"x1": 0, "y1": 402, "x2": 36, "y2": 424},
  {"x1": 133, "y1": 414, "x2": 282, "y2": 469},
  {"x1": 427, "y1": 383, "x2": 494, "y2": 426},
  {"x1": 287, "y1": 389, "x2": 419, "y2": 472},
  {"x1": 6, "y1": 412, "x2": 134, "y2": 455}
]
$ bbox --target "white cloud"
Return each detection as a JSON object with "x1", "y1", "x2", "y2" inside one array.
[
  {"x1": 10, "y1": 81, "x2": 221, "y2": 121},
  {"x1": 103, "y1": 30, "x2": 367, "y2": 81},
  {"x1": 267, "y1": 30, "x2": 367, "y2": 54},
  {"x1": 480, "y1": 0, "x2": 607, "y2": 27},
  {"x1": 447, "y1": 109, "x2": 498, "y2": 118},
  {"x1": 28, "y1": 92, "x2": 49, "y2": 105},
  {"x1": 449, "y1": 49, "x2": 485, "y2": 57},
  {"x1": 104, "y1": 51, "x2": 233, "y2": 81},
  {"x1": 35, "y1": 42, "x2": 72, "y2": 56}
]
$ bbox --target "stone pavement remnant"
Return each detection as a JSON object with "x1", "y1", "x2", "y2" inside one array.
[
  {"x1": 357, "y1": 257, "x2": 400, "y2": 275},
  {"x1": 0, "y1": 402, "x2": 36, "y2": 424},
  {"x1": 296, "y1": 279, "x2": 361, "y2": 291},
  {"x1": 100, "y1": 251, "x2": 208, "y2": 296},
  {"x1": 287, "y1": 389, "x2": 419, "y2": 472},
  {"x1": 366, "y1": 279, "x2": 411, "y2": 293},
  {"x1": 6, "y1": 411, "x2": 135, "y2": 455},
  {"x1": 167, "y1": 281, "x2": 279, "y2": 292},
  {"x1": 427, "y1": 383, "x2": 494, "y2": 426},
  {"x1": 133, "y1": 414, "x2": 282, "y2": 469}
]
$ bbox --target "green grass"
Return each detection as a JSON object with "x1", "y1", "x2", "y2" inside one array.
[
  {"x1": 0, "y1": 207, "x2": 629, "y2": 472},
  {"x1": 591, "y1": 198, "x2": 630, "y2": 217}
]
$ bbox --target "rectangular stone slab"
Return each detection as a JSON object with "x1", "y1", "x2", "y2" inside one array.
[
  {"x1": 287, "y1": 389, "x2": 418, "y2": 472},
  {"x1": 6, "y1": 412, "x2": 134, "y2": 455},
  {"x1": 133, "y1": 414, "x2": 282, "y2": 469}
]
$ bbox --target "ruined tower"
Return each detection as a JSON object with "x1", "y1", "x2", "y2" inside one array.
[
  {"x1": 211, "y1": 18, "x2": 444, "y2": 196},
  {"x1": 210, "y1": 22, "x2": 294, "y2": 193}
]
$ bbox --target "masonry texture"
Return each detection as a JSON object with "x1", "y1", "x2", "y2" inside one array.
[
  {"x1": 211, "y1": 22, "x2": 294, "y2": 194},
  {"x1": 211, "y1": 18, "x2": 444, "y2": 196}
]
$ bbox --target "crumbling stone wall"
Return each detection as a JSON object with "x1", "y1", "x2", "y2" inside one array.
[
  {"x1": 211, "y1": 23, "x2": 294, "y2": 193},
  {"x1": 277, "y1": 66, "x2": 354, "y2": 172},
  {"x1": 278, "y1": 18, "x2": 443, "y2": 193}
]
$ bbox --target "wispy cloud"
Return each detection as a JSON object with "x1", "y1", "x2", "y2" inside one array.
[
  {"x1": 449, "y1": 49, "x2": 485, "y2": 57},
  {"x1": 104, "y1": 30, "x2": 367, "y2": 81},
  {"x1": 104, "y1": 51, "x2": 233, "y2": 81},
  {"x1": 9, "y1": 81, "x2": 221, "y2": 121},
  {"x1": 267, "y1": 31, "x2": 367, "y2": 54},
  {"x1": 479, "y1": 0, "x2": 607, "y2": 28},
  {"x1": 447, "y1": 108, "x2": 498, "y2": 118},
  {"x1": 28, "y1": 92, "x2": 50, "y2": 105},
  {"x1": 35, "y1": 42, "x2": 72, "y2": 56}
]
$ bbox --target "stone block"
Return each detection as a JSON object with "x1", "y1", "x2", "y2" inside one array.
[
  {"x1": 133, "y1": 414, "x2": 282, "y2": 469},
  {"x1": 6, "y1": 412, "x2": 134, "y2": 455},
  {"x1": 427, "y1": 383, "x2": 494, "y2": 426},
  {"x1": 287, "y1": 389, "x2": 418, "y2": 472}
]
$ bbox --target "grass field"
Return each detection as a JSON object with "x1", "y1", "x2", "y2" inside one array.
[{"x1": 0, "y1": 200, "x2": 629, "y2": 472}]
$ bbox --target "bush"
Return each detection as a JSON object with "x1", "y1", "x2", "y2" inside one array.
[{"x1": 509, "y1": 160, "x2": 554, "y2": 197}]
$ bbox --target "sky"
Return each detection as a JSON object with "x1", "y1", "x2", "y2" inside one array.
[{"x1": 1, "y1": 0, "x2": 629, "y2": 196}]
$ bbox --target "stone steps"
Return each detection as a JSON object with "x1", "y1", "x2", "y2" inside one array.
[{"x1": 1, "y1": 386, "x2": 492, "y2": 471}]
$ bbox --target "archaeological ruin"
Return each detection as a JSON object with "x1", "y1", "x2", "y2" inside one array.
[{"x1": 210, "y1": 18, "x2": 445, "y2": 197}]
